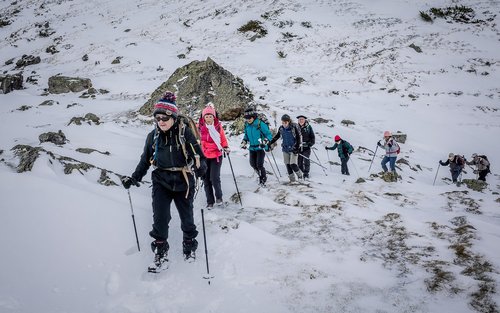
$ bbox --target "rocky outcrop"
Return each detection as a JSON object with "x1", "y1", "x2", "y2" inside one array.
[
  {"x1": 139, "y1": 58, "x2": 253, "y2": 120},
  {"x1": 39, "y1": 130, "x2": 67, "y2": 145},
  {"x1": 48, "y1": 75, "x2": 92, "y2": 94},
  {"x1": 393, "y1": 132, "x2": 407, "y2": 144},
  {"x1": 0, "y1": 73, "x2": 23, "y2": 94},
  {"x1": 15, "y1": 55, "x2": 41, "y2": 68},
  {"x1": 11, "y1": 145, "x2": 43, "y2": 172}
]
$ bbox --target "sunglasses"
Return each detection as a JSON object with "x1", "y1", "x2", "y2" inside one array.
[{"x1": 155, "y1": 115, "x2": 172, "y2": 122}]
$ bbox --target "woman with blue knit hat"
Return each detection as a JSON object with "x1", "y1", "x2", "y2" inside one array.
[{"x1": 121, "y1": 91, "x2": 207, "y2": 273}]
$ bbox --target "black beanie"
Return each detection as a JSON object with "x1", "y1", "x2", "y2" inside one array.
[{"x1": 281, "y1": 114, "x2": 291, "y2": 122}]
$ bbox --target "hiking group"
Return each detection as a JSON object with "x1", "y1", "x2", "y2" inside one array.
[{"x1": 120, "y1": 91, "x2": 491, "y2": 272}]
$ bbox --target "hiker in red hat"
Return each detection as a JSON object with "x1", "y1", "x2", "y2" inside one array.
[{"x1": 325, "y1": 135, "x2": 354, "y2": 175}]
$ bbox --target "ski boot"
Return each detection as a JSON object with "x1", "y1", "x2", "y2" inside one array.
[
  {"x1": 183, "y1": 238, "x2": 198, "y2": 262},
  {"x1": 148, "y1": 240, "x2": 169, "y2": 273}
]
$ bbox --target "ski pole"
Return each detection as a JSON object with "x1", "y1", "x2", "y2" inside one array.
[
  {"x1": 311, "y1": 148, "x2": 328, "y2": 176},
  {"x1": 266, "y1": 152, "x2": 281, "y2": 183},
  {"x1": 326, "y1": 149, "x2": 332, "y2": 171},
  {"x1": 270, "y1": 149, "x2": 282, "y2": 177},
  {"x1": 127, "y1": 189, "x2": 141, "y2": 252},
  {"x1": 349, "y1": 156, "x2": 360, "y2": 178},
  {"x1": 298, "y1": 153, "x2": 328, "y2": 170},
  {"x1": 226, "y1": 152, "x2": 243, "y2": 207},
  {"x1": 200, "y1": 208, "x2": 213, "y2": 285},
  {"x1": 368, "y1": 145, "x2": 379, "y2": 173},
  {"x1": 432, "y1": 164, "x2": 441, "y2": 186}
]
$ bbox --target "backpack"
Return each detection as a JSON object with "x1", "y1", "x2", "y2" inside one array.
[
  {"x1": 479, "y1": 155, "x2": 491, "y2": 173},
  {"x1": 341, "y1": 140, "x2": 353, "y2": 156}
]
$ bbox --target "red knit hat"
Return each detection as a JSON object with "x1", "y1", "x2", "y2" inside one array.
[
  {"x1": 334, "y1": 135, "x2": 341, "y2": 141},
  {"x1": 153, "y1": 91, "x2": 178, "y2": 118}
]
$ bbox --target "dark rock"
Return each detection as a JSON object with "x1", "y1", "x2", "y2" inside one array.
[
  {"x1": 293, "y1": 77, "x2": 305, "y2": 84},
  {"x1": 68, "y1": 113, "x2": 100, "y2": 125},
  {"x1": 15, "y1": 55, "x2": 41, "y2": 68},
  {"x1": 311, "y1": 117, "x2": 329, "y2": 124},
  {"x1": 39, "y1": 130, "x2": 67, "y2": 145},
  {"x1": 177, "y1": 54, "x2": 186, "y2": 59},
  {"x1": 98, "y1": 169, "x2": 118, "y2": 186},
  {"x1": 11, "y1": 144, "x2": 43, "y2": 172},
  {"x1": 39, "y1": 28, "x2": 55, "y2": 37},
  {"x1": 409, "y1": 43, "x2": 423, "y2": 53},
  {"x1": 258, "y1": 76, "x2": 267, "y2": 81},
  {"x1": 238, "y1": 20, "x2": 267, "y2": 40},
  {"x1": 17, "y1": 105, "x2": 31, "y2": 111},
  {"x1": 5, "y1": 58, "x2": 15, "y2": 65},
  {"x1": 396, "y1": 158, "x2": 409, "y2": 166},
  {"x1": 0, "y1": 19, "x2": 12, "y2": 27},
  {"x1": 139, "y1": 58, "x2": 253, "y2": 121},
  {"x1": 76, "y1": 148, "x2": 110, "y2": 155},
  {"x1": 46, "y1": 45, "x2": 59, "y2": 54},
  {"x1": 355, "y1": 178, "x2": 366, "y2": 183},
  {"x1": 393, "y1": 132, "x2": 407, "y2": 144},
  {"x1": 39, "y1": 100, "x2": 58, "y2": 106},
  {"x1": 341, "y1": 119, "x2": 355, "y2": 126},
  {"x1": 48, "y1": 75, "x2": 92, "y2": 94},
  {"x1": 0, "y1": 73, "x2": 23, "y2": 94},
  {"x1": 111, "y1": 57, "x2": 122, "y2": 64},
  {"x1": 82, "y1": 54, "x2": 89, "y2": 61},
  {"x1": 98, "y1": 89, "x2": 109, "y2": 94}
]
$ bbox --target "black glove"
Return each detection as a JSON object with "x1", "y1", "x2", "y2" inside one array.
[
  {"x1": 195, "y1": 160, "x2": 207, "y2": 179},
  {"x1": 473, "y1": 170, "x2": 478, "y2": 174},
  {"x1": 325, "y1": 146, "x2": 329, "y2": 150},
  {"x1": 121, "y1": 176, "x2": 139, "y2": 189},
  {"x1": 292, "y1": 148, "x2": 299, "y2": 154},
  {"x1": 377, "y1": 141, "x2": 382, "y2": 147}
]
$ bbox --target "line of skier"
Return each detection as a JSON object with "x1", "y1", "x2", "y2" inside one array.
[{"x1": 119, "y1": 93, "x2": 492, "y2": 272}]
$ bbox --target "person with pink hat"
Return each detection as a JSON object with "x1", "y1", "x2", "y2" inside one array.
[
  {"x1": 377, "y1": 130, "x2": 400, "y2": 173},
  {"x1": 325, "y1": 135, "x2": 354, "y2": 175},
  {"x1": 199, "y1": 102, "x2": 230, "y2": 208}
]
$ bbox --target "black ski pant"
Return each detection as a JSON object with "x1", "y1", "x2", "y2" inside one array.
[
  {"x1": 203, "y1": 157, "x2": 223, "y2": 205},
  {"x1": 478, "y1": 169, "x2": 488, "y2": 181},
  {"x1": 249, "y1": 150, "x2": 266, "y2": 182},
  {"x1": 298, "y1": 148, "x2": 311, "y2": 175},
  {"x1": 341, "y1": 157, "x2": 350, "y2": 175},
  {"x1": 450, "y1": 168, "x2": 462, "y2": 183},
  {"x1": 149, "y1": 180, "x2": 198, "y2": 243}
]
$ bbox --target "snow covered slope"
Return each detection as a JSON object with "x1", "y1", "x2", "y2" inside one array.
[{"x1": 1, "y1": 0, "x2": 499, "y2": 312}]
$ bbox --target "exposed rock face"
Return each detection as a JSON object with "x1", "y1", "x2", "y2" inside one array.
[
  {"x1": 139, "y1": 58, "x2": 253, "y2": 120},
  {"x1": 393, "y1": 132, "x2": 407, "y2": 144},
  {"x1": 0, "y1": 73, "x2": 23, "y2": 94},
  {"x1": 39, "y1": 130, "x2": 67, "y2": 145},
  {"x1": 11, "y1": 145, "x2": 43, "y2": 172},
  {"x1": 48, "y1": 76, "x2": 92, "y2": 94}
]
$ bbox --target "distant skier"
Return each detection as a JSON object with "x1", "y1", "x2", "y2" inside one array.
[
  {"x1": 377, "y1": 131, "x2": 400, "y2": 173},
  {"x1": 439, "y1": 153, "x2": 465, "y2": 184},
  {"x1": 199, "y1": 103, "x2": 230, "y2": 208},
  {"x1": 240, "y1": 107, "x2": 273, "y2": 186},
  {"x1": 296, "y1": 115, "x2": 315, "y2": 179},
  {"x1": 269, "y1": 114, "x2": 303, "y2": 183},
  {"x1": 325, "y1": 135, "x2": 354, "y2": 175},
  {"x1": 121, "y1": 91, "x2": 207, "y2": 272},
  {"x1": 466, "y1": 153, "x2": 490, "y2": 182}
]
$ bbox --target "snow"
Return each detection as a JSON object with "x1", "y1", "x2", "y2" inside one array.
[{"x1": 1, "y1": 0, "x2": 500, "y2": 312}]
